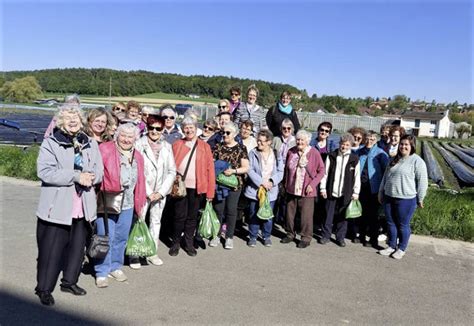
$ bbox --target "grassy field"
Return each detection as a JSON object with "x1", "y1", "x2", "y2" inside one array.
[{"x1": 0, "y1": 145, "x2": 39, "y2": 180}]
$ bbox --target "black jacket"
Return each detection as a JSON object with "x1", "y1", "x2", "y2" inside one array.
[{"x1": 265, "y1": 103, "x2": 301, "y2": 137}]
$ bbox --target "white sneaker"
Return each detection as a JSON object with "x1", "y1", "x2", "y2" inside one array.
[
  {"x1": 108, "y1": 269, "x2": 127, "y2": 282},
  {"x1": 378, "y1": 247, "x2": 396, "y2": 256},
  {"x1": 378, "y1": 234, "x2": 387, "y2": 242},
  {"x1": 392, "y1": 249, "x2": 406, "y2": 260},
  {"x1": 224, "y1": 238, "x2": 233, "y2": 250},
  {"x1": 209, "y1": 237, "x2": 220, "y2": 247},
  {"x1": 129, "y1": 262, "x2": 141, "y2": 270},
  {"x1": 96, "y1": 277, "x2": 108, "y2": 288},
  {"x1": 148, "y1": 255, "x2": 164, "y2": 266}
]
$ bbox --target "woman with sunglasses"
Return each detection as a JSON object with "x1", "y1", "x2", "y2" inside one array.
[
  {"x1": 349, "y1": 127, "x2": 367, "y2": 152},
  {"x1": 160, "y1": 104, "x2": 183, "y2": 145},
  {"x1": 217, "y1": 99, "x2": 231, "y2": 114},
  {"x1": 199, "y1": 119, "x2": 218, "y2": 143},
  {"x1": 133, "y1": 115, "x2": 177, "y2": 267},
  {"x1": 312, "y1": 122, "x2": 338, "y2": 162},
  {"x1": 266, "y1": 91, "x2": 301, "y2": 137},
  {"x1": 111, "y1": 102, "x2": 127, "y2": 121},
  {"x1": 228, "y1": 86, "x2": 241, "y2": 115},
  {"x1": 210, "y1": 122, "x2": 249, "y2": 249},
  {"x1": 234, "y1": 84, "x2": 267, "y2": 134}
]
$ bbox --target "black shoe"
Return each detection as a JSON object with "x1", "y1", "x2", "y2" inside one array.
[
  {"x1": 297, "y1": 241, "x2": 310, "y2": 249},
  {"x1": 318, "y1": 238, "x2": 329, "y2": 245},
  {"x1": 352, "y1": 238, "x2": 361, "y2": 244},
  {"x1": 36, "y1": 291, "x2": 55, "y2": 306},
  {"x1": 169, "y1": 243, "x2": 180, "y2": 256},
  {"x1": 280, "y1": 237, "x2": 294, "y2": 244},
  {"x1": 194, "y1": 238, "x2": 206, "y2": 250},
  {"x1": 60, "y1": 284, "x2": 87, "y2": 296},
  {"x1": 336, "y1": 240, "x2": 346, "y2": 247},
  {"x1": 184, "y1": 246, "x2": 197, "y2": 257}
]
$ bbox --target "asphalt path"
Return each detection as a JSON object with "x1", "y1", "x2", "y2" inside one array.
[{"x1": 0, "y1": 176, "x2": 473, "y2": 325}]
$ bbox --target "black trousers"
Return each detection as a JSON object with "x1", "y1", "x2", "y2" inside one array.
[
  {"x1": 359, "y1": 183, "x2": 380, "y2": 242},
  {"x1": 213, "y1": 189, "x2": 241, "y2": 238},
  {"x1": 322, "y1": 197, "x2": 348, "y2": 242},
  {"x1": 173, "y1": 188, "x2": 203, "y2": 248},
  {"x1": 36, "y1": 218, "x2": 88, "y2": 293}
]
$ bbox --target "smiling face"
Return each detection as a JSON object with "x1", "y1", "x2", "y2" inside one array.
[
  {"x1": 218, "y1": 101, "x2": 230, "y2": 113},
  {"x1": 147, "y1": 122, "x2": 163, "y2": 142},
  {"x1": 352, "y1": 132, "x2": 363, "y2": 147},
  {"x1": 62, "y1": 111, "x2": 82, "y2": 135},
  {"x1": 399, "y1": 139, "x2": 412, "y2": 157},
  {"x1": 339, "y1": 140, "x2": 351, "y2": 154},
  {"x1": 280, "y1": 95, "x2": 291, "y2": 106},
  {"x1": 230, "y1": 90, "x2": 241, "y2": 102},
  {"x1": 318, "y1": 125, "x2": 331, "y2": 140},
  {"x1": 296, "y1": 135, "x2": 309, "y2": 151},
  {"x1": 127, "y1": 107, "x2": 140, "y2": 120},
  {"x1": 365, "y1": 134, "x2": 377, "y2": 149},
  {"x1": 219, "y1": 114, "x2": 231, "y2": 129},
  {"x1": 391, "y1": 131, "x2": 401, "y2": 145},
  {"x1": 257, "y1": 135, "x2": 270, "y2": 151},
  {"x1": 222, "y1": 127, "x2": 235, "y2": 145},
  {"x1": 240, "y1": 124, "x2": 252, "y2": 139},
  {"x1": 247, "y1": 90, "x2": 257, "y2": 105},
  {"x1": 162, "y1": 109, "x2": 176, "y2": 128},
  {"x1": 281, "y1": 124, "x2": 293, "y2": 138},
  {"x1": 202, "y1": 123, "x2": 215, "y2": 137},
  {"x1": 91, "y1": 114, "x2": 107, "y2": 135},
  {"x1": 117, "y1": 129, "x2": 136, "y2": 151},
  {"x1": 183, "y1": 124, "x2": 196, "y2": 140}
]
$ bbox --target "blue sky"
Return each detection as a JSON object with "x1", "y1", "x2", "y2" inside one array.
[{"x1": 1, "y1": 0, "x2": 472, "y2": 104}]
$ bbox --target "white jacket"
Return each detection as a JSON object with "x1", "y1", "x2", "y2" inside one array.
[{"x1": 135, "y1": 136, "x2": 177, "y2": 198}]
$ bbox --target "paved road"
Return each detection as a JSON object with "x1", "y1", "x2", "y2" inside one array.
[{"x1": 0, "y1": 176, "x2": 473, "y2": 325}]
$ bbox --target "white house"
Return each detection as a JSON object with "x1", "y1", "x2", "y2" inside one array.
[{"x1": 400, "y1": 110, "x2": 452, "y2": 138}]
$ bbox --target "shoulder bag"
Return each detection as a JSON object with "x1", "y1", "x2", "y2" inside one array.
[
  {"x1": 170, "y1": 141, "x2": 198, "y2": 198},
  {"x1": 87, "y1": 192, "x2": 110, "y2": 259}
]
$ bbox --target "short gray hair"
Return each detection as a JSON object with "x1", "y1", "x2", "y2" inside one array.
[
  {"x1": 295, "y1": 129, "x2": 312, "y2": 142},
  {"x1": 114, "y1": 123, "x2": 140, "y2": 141},
  {"x1": 340, "y1": 133, "x2": 355, "y2": 145},
  {"x1": 55, "y1": 104, "x2": 85, "y2": 130},
  {"x1": 181, "y1": 116, "x2": 197, "y2": 127},
  {"x1": 281, "y1": 118, "x2": 294, "y2": 129},
  {"x1": 222, "y1": 122, "x2": 238, "y2": 136}
]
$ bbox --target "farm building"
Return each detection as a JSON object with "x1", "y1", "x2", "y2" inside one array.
[{"x1": 400, "y1": 110, "x2": 453, "y2": 138}]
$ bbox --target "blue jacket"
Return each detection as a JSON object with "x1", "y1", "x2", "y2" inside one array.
[
  {"x1": 311, "y1": 137, "x2": 338, "y2": 153},
  {"x1": 356, "y1": 144, "x2": 389, "y2": 194},
  {"x1": 244, "y1": 148, "x2": 284, "y2": 202}
]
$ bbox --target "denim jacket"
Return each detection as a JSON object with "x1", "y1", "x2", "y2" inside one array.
[{"x1": 356, "y1": 144, "x2": 389, "y2": 194}]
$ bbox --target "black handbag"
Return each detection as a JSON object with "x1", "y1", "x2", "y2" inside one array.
[{"x1": 87, "y1": 193, "x2": 110, "y2": 260}]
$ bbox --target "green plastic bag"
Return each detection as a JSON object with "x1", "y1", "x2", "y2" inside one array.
[
  {"x1": 126, "y1": 220, "x2": 156, "y2": 257},
  {"x1": 345, "y1": 199, "x2": 363, "y2": 219},
  {"x1": 257, "y1": 187, "x2": 274, "y2": 220},
  {"x1": 216, "y1": 173, "x2": 239, "y2": 189},
  {"x1": 198, "y1": 201, "x2": 221, "y2": 239}
]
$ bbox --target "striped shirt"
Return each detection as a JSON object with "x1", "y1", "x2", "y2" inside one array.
[{"x1": 380, "y1": 154, "x2": 428, "y2": 203}]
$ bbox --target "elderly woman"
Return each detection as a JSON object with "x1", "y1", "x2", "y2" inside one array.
[
  {"x1": 199, "y1": 118, "x2": 218, "y2": 143},
  {"x1": 170, "y1": 117, "x2": 215, "y2": 257},
  {"x1": 133, "y1": 116, "x2": 177, "y2": 266},
  {"x1": 266, "y1": 91, "x2": 301, "y2": 137},
  {"x1": 85, "y1": 107, "x2": 115, "y2": 144},
  {"x1": 94, "y1": 123, "x2": 147, "y2": 288},
  {"x1": 35, "y1": 104, "x2": 103, "y2": 305},
  {"x1": 234, "y1": 84, "x2": 267, "y2": 134},
  {"x1": 311, "y1": 122, "x2": 338, "y2": 162},
  {"x1": 388, "y1": 126, "x2": 406, "y2": 157},
  {"x1": 349, "y1": 127, "x2": 367, "y2": 152},
  {"x1": 245, "y1": 129, "x2": 284, "y2": 247},
  {"x1": 229, "y1": 86, "x2": 241, "y2": 115},
  {"x1": 217, "y1": 99, "x2": 231, "y2": 113},
  {"x1": 209, "y1": 122, "x2": 249, "y2": 249},
  {"x1": 272, "y1": 118, "x2": 296, "y2": 165},
  {"x1": 377, "y1": 124, "x2": 391, "y2": 153},
  {"x1": 280, "y1": 130, "x2": 325, "y2": 248},
  {"x1": 161, "y1": 104, "x2": 183, "y2": 145},
  {"x1": 319, "y1": 134, "x2": 361, "y2": 247},
  {"x1": 378, "y1": 135, "x2": 428, "y2": 259},
  {"x1": 240, "y1": 120, "x2": 257, "y2": 154},
  {"x1": 112, "y1": 102, "x2": 127, "y2": 119},
  {"x1": 355, "y1": 131, "x2": 389, "y2": 247}
]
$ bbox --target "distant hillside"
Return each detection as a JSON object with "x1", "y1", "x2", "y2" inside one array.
[{"x1": 1, "y1": 68, "x2": 301, "y2": 107}]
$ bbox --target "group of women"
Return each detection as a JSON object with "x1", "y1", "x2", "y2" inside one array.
[{"x1": 34, "y1": 88, "x2": 428, "y2": 306}]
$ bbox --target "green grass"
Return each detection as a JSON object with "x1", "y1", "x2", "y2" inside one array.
[
  {"x1": 136, "y1": 92, "x2": 219, "y2": 103},
  {"x1": 412, "y1": 188, "x2": 474, "y2": 242},
  {"x1": 0, "y1": 145, "x2": 39, "y2": 180},
  {"x1": 1, "y1": 106, "x2": 55, "y2": 115}
]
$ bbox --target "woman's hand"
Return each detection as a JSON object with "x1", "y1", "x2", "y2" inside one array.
[
  {"x1": 418, "y1": 201, "x2": 424, "y2": 208},
  {"x1": 305, "y1": 185, "x2": 313, "y2": 195},
  {"x1": 262, "y1": 181, "x2": 273, "y2": 191},
  {"x1": 79, "y1": 172, "x2": 94, "y2": 187},
  {"x1": 223, "y1": 168, "x2": 234, "y2": 176},
  {"x1": 206, "y1": 197, "x2": 213, "y2": 202},
  {"x1": 378, "y1": 192, "x2": 384, "y2": 205},
  {"x1": 148, "y1": 192, "x2": 162, "y2": 203},
  {"x1": 352, "y1": 194, "x2": 359, "y2": 201},
  {"x1": 320, "y1": 190, "x2": 327, "y2": 199}
]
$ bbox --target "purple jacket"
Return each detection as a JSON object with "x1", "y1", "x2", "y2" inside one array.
[{"x1": 285, "y1": 147, "x2": 325, "y2": 198}]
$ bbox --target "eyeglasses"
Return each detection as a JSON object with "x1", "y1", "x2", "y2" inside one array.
[
  {"x1": 231, "y1": 93, "x2": 240, "y2": 97},
  {"x1": 281, "y1": 127, "x2": 292, "y2": 131},
  {"x1": 319, "y1": 128, "x2": 330, "y2": 133},
  {"x1": 218, "y1": 105, "x2": 227, "y2": 109},
  {"x1": 203, "y1": 125, "x2": 214, "y2": 131},
  {"x1": 221, "y1": 131, "x2": 232, "y2": 136},
  {"x1": 162, "y1": 115, "x2": 175, "y2": 120},
  {"x1": 148, "y1": 126, "x2": 163, "y2": 132},
  {"x1": 113, "y1": 107, "x2": 126, "y2": 112},
  {"x1": 354, "y1": 136, "x2": 363, "y2": 141}
]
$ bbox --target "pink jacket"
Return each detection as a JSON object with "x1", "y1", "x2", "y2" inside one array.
[
  {"x1": 285, "y1": 147, "x2": 325, "y2": 198},
  {"x1": 99, "y1": 141, "x2": 147, "y2": 217}
]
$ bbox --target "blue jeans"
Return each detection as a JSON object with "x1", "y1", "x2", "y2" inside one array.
[
  {"x1": 94, "y1": 208, "x2": 134, "y2": 277},
  {"x1": 383, "y1": 196, "x2": 417, "y2": 251},
  {"x1": 248, "y1": 200, "x2": 275, "y2": 240}
]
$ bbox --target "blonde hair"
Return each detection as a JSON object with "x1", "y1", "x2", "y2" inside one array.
[{"x1": 85, "y1": 107, "x2": 114, "y2": 141}]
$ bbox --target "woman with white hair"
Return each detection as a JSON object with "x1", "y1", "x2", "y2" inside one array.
[
  {"x1": 281, "y1": 130, "x2": 325, "y2": 248},
  {"x1": 94, "y1": 123, "x2": 147, "y2": 288},
  {"x1": 319, "y1": 133, "x2": 361, "y2": 247},
  {"x1": 35, "y1": 104, "x2": 103, "y2": 305},
  {"x1": 170, "y1": 117, "x2": 215, "y2": 257},
  {"x1": 209, "y1": 122, "x2": 249, "y2": 249}
]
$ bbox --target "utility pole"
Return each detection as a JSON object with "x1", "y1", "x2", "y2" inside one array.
[{"x1": 109, "y1": 76, "x2": 112, "y2": 105}]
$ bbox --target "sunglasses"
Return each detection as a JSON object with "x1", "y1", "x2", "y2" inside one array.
[
  {"x1": 113, "y1": 107, "x2": 126, "y2": 112},
  {"x1": 162, "y1": 115, "x2": 175, "y2": 120},
  {"x1": 282, "y1": 127, "x2": 292, "y2": 131},
  {"x1": 203, "y1": 125, "x2": 214, "y2": 131},
  {"x1": 221, "y1": 131, "x2": 232, "y2": 136},
  {"x1": 231, "y1": 93, "x2": 240, "y2": 96},
  {"x1": 319, "y1": 128, "x2": 330, "y2": 133},
  {"x1": 354, "y1": 136, "x2": 363, "y2": 141},
  {"x1": 148, "y1": 126, "x2": 163, "y2": 132},
  {"x1": 218, "y1": 105, "x2": 227, "y2": 109}
]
